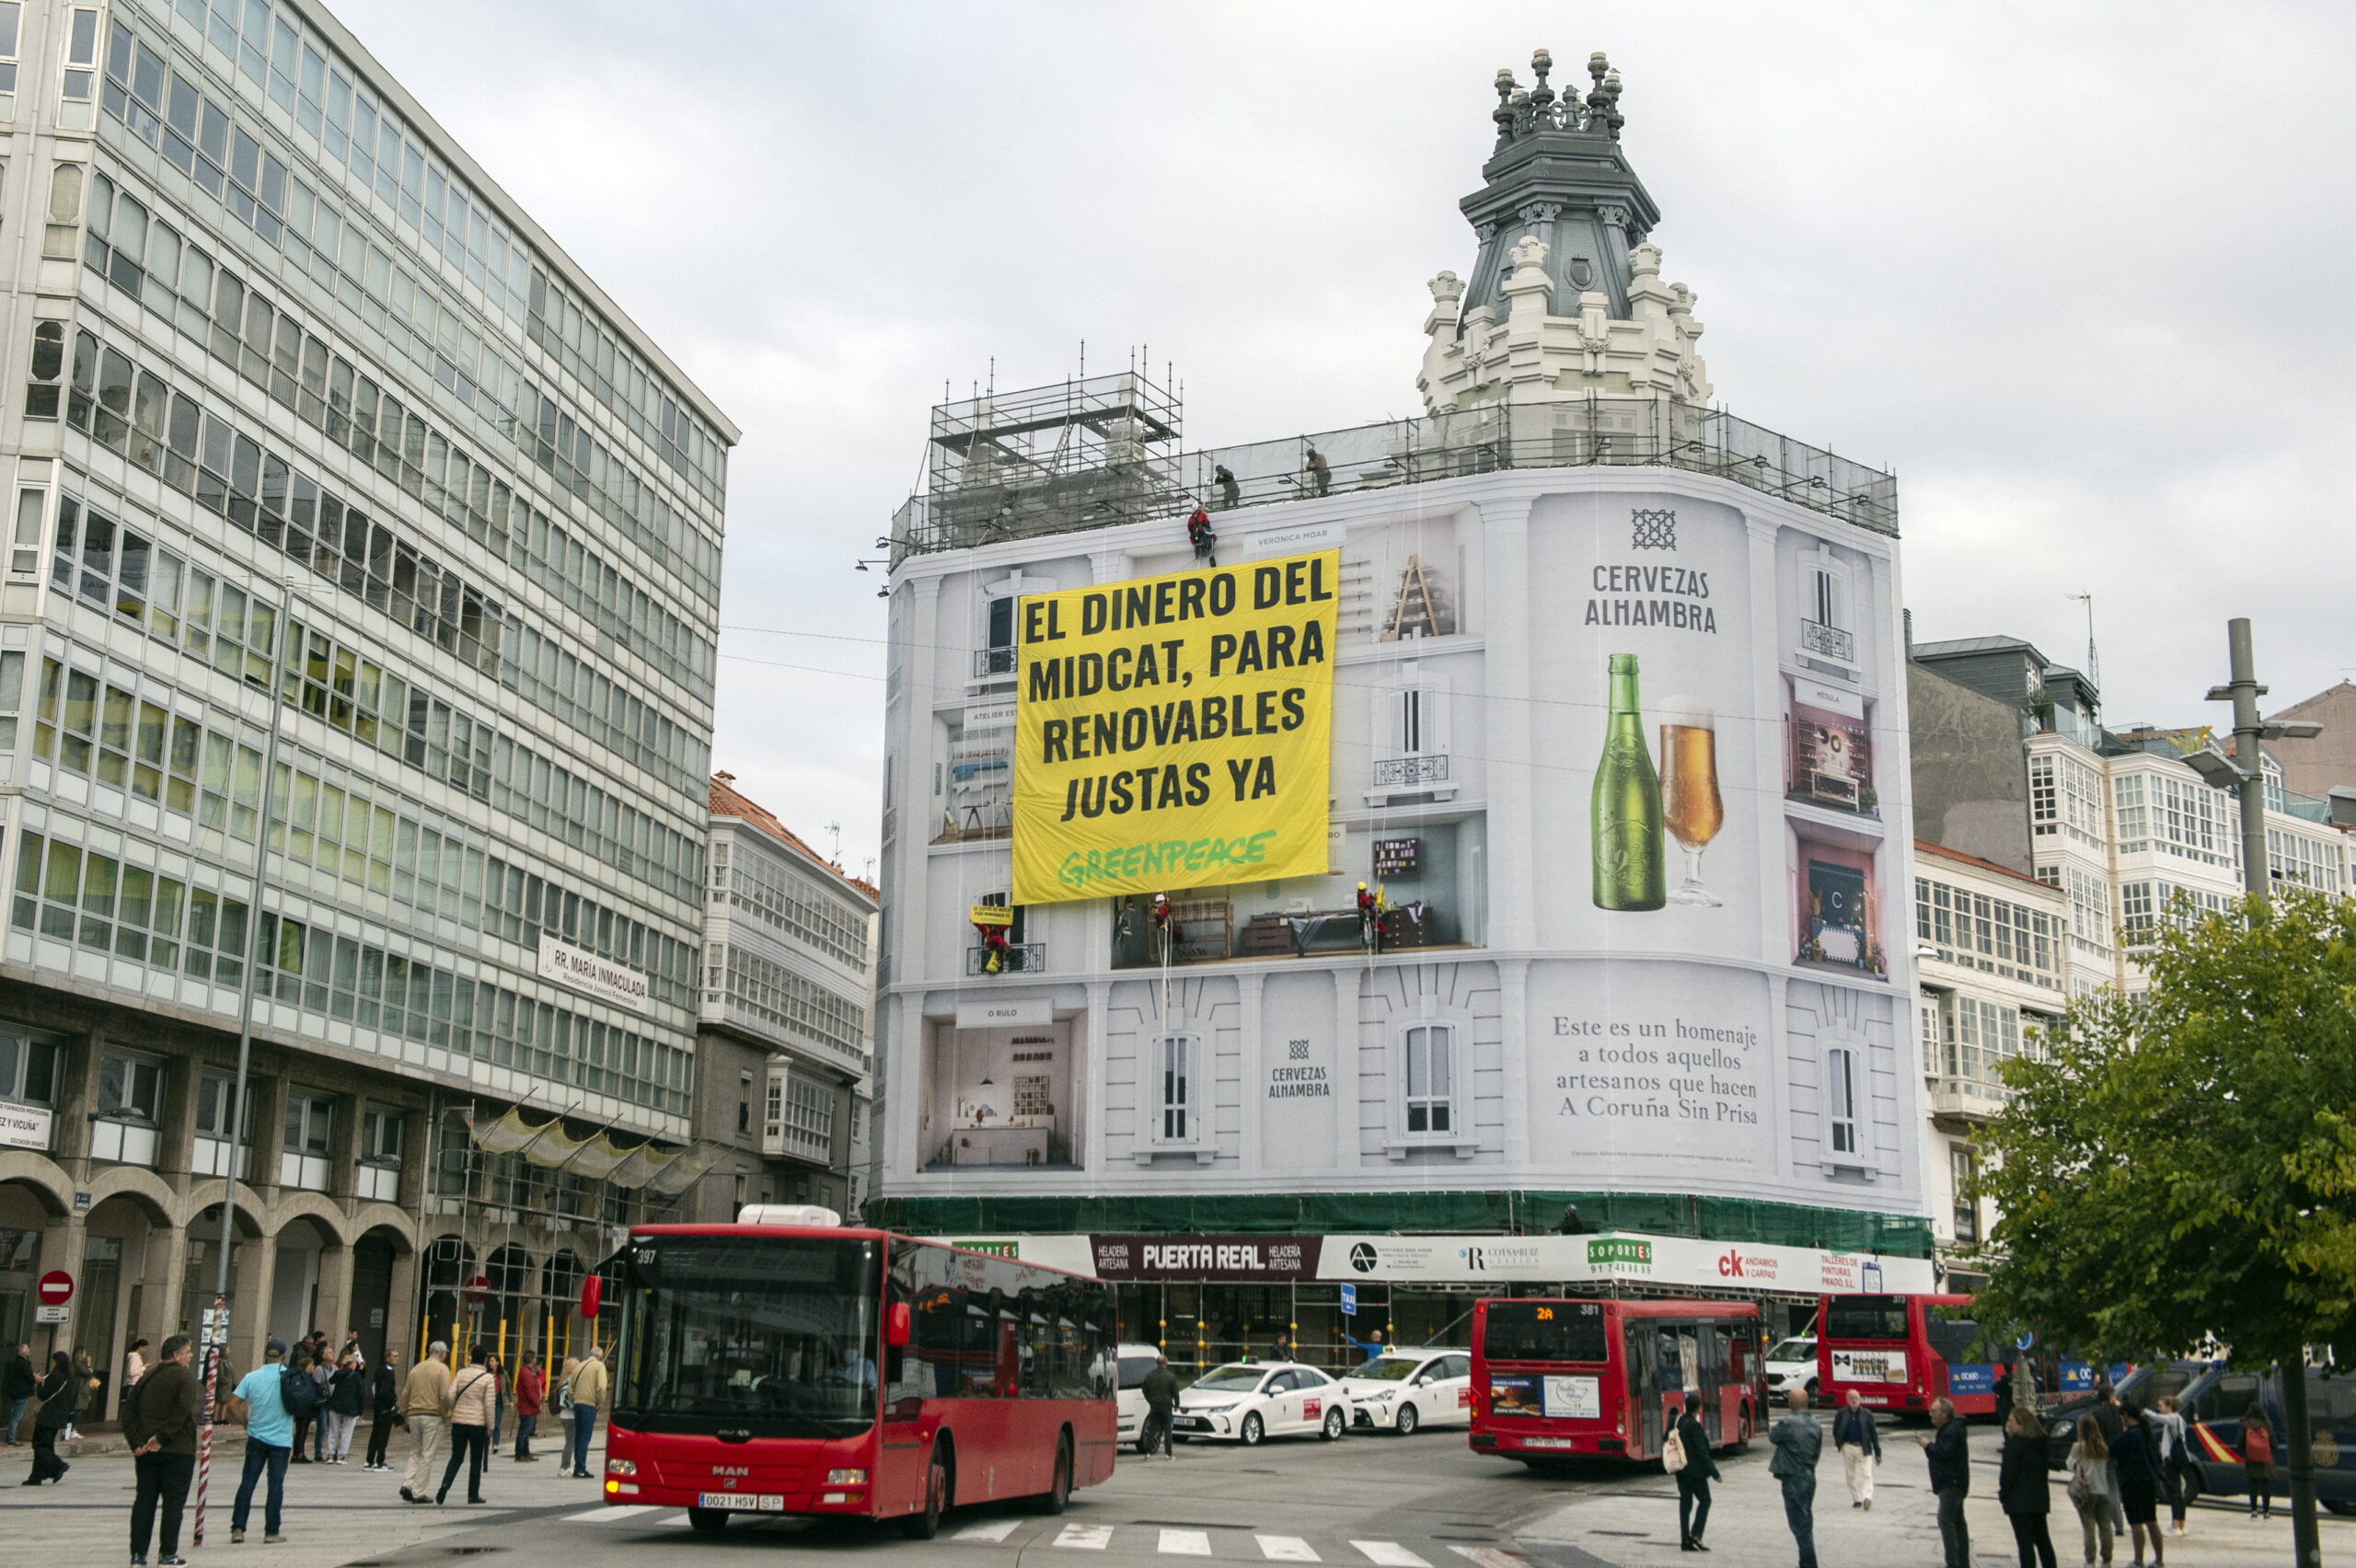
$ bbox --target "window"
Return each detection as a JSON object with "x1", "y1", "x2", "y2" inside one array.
[
  {"x1": 283, "y1": 1092, "x2": 332, "y2": 1156},
  {"x1": 360, "y1": 1107, "x2": 403, "y2": 1161},
  {"x1": 0, "y1": 1026, "x2": 60, "y2": 1107},
  {"x1": 1403, "y1": 1023, "x2": 1454, "y2": 1134},
  {"x1": 1154, "y1": 1033, "x2": 1196, "y2": 1143},
  {"x1": 98, "y1": 1050, "x2": 163, "y2": 1121},
  {"x1": 1825, "y1": 1044, "x2": 1860, "y2": 1159},
  {"x1": 0, "y1": 2, "x2": 20, "y2": 121},
  {"x1": 737, "y1": 1067, "x2": 753, "y2": 1135},
  {"x1": 1950, "y1": 1146, "x2": 1978, "y2": 1244}
]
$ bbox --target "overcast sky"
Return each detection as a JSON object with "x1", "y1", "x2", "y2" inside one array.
[{"x1": 337, "y1": 0, "x2": 2356, "y2": 875}]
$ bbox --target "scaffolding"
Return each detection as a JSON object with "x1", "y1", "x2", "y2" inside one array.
[{"x1": 898, "y1": 370, "x2": 1184, "y2": 556}]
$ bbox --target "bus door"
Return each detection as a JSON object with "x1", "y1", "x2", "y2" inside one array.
[
  {"x1": 1694, "y1": 1324, "x2": 1725, "y2": 1444},
  {"x1": 1623, "y1": 1321, "x2": 1661, "y2": 1457}
]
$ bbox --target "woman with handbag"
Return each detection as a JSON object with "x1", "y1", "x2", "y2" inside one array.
[
  {"x1": 2068, "y1": 1415, "x2": 2114, "y2": 1568},
  {"x1": 22, "y1": 1351, "x2": 75, "y2": 1484},
  {"x1": 364, "y1": 1349, "x2": 403, "y2": 1471},
  {"x1": 2001, "y1": 1404, "x2": 2058, "y2": 1568}
]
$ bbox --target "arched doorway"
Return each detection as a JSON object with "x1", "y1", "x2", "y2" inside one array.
[
  {"x1": 350, "y1": 1227, "x2": 410, "y2": 1367},
  {"x1": 267, "y1": 1214, "x2": 341, "y2": 1347},
  {"x1": 418, "y1": 1234, "x2": 474, "y2": 1365},
  {"x1": 182, "y1": 1203, "x2": 263, "y2": 1377},
  {"x1": 80, "y1": 1189, "x2": 174, "y2": 1420},
  {"x1": 539, "y1": 1251, "x2": 582, "y2": 1366},
  {"x1": 0, "y1": 1175, "x2": 65, "y2": 1356}
]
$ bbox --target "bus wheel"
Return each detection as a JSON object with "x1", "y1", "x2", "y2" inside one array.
[
  {"x1": 687, "y1": 1508, "x2": 727, "y2": 1534},
  {"x1": 907, "y1": 1447, "x2": 952, "y2": 1539},
  {"x1": 1394, "y1": 1402, "x2": 1419, "y2": 1437},
  {"x1": 1240, "y1": 1412, "x2": 1265, "y2": 1447},
  {"x1": 1035, "y1": 1433, "x2": 1073, "y2": 1515}
]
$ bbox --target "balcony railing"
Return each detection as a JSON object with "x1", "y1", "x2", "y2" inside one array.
[
  {"x1": 894, "y1": 396, "x2": 1898, "y2": 562},
  {"x1": 90, "y1": 1117, "x2": 158, "y2": 1167},
  {"x1": 1373, "y1": 754, "x2": 1450, "y2": 787},
  {"x1": 764, "y1": 1119, "x2": 834, "y2": 1166},
  {"x1": 1800, "y1": 619, "x2": 1856, "y2": 663},
  {"x1": 973, "y1": 646, "x2": 1018, "y2": 679},
  {"x1": 966, "y1": 941, "x2": 1045, "y2": 976},
  {"x1": 1925, "y1": 1075, "x2": 2008, "y2": 1121}
]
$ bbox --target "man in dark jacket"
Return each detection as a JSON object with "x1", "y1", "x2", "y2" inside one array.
[
  {"x1": 4, "y1": 1343, "x2": 34, "y2": 1444},
  {"x1": 1917, "y1": 1396, "x2": 1970, "y2": 1568},
  {"x1": 1832, "y1": 1389, "x2": 1883, "y2": 1509},
  {"x1": 1767, "y1": 1389, "x2": 1822, "y2": 1568},
  {"x1": 125, "y1": 1333, "x2": 202, "y2": 1565},
  {"x1": 364, "y1": 1350, "x2": 402, "y2": 1471},
  {"x1": 1672, "y1": 1390, "x2": 1722, "y2": 1551},
  {"x1": 1139, "y1": 1353, "x2": 1180, "y2": 1459}
]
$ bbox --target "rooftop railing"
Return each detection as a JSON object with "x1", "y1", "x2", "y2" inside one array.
[{"x1": 892, "y1": 396, "x2": 1896, "y2": 562}]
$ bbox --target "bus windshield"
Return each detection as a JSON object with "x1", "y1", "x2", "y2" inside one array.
[
  {"x1": 1483, "y1": 1301, "x2": 1609, "y2": 1364},
  {"x1": 617, "y1": 1233, "x2": 881, "y2": 1438}
]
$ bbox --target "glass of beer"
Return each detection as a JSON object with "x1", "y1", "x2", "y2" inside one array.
[{"x1": 1658, "y1": 698, "x2": 1724, "y2": 906}]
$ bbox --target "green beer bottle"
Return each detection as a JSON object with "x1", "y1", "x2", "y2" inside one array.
[{"x1": 1592, "y1": 652, "x2": 1667, "y2": 910}]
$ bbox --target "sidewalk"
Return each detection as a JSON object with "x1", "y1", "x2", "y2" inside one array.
[
  {"x1": 1518, "y1": 1426, "x2": 2344, "y2": 1568},
  {"x1": 6, "y1": 1419, "x2": 605, "y2": 1568}
]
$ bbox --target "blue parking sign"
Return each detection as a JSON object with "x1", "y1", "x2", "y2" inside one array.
[{"x1": 1341, "y1": 1284, "x2": 1357, "y2": 1317}]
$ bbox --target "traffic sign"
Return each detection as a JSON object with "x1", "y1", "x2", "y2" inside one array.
[
  {"x1": 36, "y1": 1269, "x2": 72, "y2": 1307},
  {"x1": 1340, "y1": 1283, "x2": 1357, "y2": 1318},
  {"x1": 33, "y1": 1305, "x2": 67, "y2": 1324},
  {"x1": 2016, "y1": 1332, "x2": 2035, "y2": 1351},
  {"x1": 463, "y1": 1274, "x2": 493, "y2": 1302}
]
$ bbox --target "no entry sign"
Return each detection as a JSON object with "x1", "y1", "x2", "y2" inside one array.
[{"x1": 36, "y1": 1269, "x2": 73, "y2": 1306}]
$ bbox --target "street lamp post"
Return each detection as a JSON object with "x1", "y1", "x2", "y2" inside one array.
[{"x1": 2192, "y1": 616, "x2": 2324, "y2": 1568}]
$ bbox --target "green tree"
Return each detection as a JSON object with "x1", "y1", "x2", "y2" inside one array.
[{"x1": 1976, "y1": 888, "x2": 2356, "y2": 1562}]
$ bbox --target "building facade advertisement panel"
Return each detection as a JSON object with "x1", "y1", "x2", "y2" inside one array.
[
  {"x1": 1089, "y1": 1233, "x2": 1320, "y2": 1281},
  {"x1": 1309, "y1": 1229, "x2": 1934, "y2": 1294},
  {"x1": 1011, "y1": 551, "x2": 1339, "y2": 905},
  {"x1": 0, "y1": 1100, "x2": 52, "y2": 1151},
  {"x1": 537, "y1": 934, "x2": 650, "y2": 1011},
  {"x1": 1831, "y1": 1348, "x2": 1910, "y2": 1385}
]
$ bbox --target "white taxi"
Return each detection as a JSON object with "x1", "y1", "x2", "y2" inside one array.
[
  {"x1": 1340, "y1": 1350, "x2": 1473, "y2": 1435},
  {"x1": 1173, "y1": 1361, "x2": 1354, "y2": 1445},
  {"x1": 1114, "y1": 1342, "x2": 1164, "y2": 1452},
  {"x1": 1766, "y1": 1336, "x2": 1819, "y2": 1399}
]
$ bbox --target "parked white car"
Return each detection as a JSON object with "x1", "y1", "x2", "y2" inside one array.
[
  {"x1": 1340, "y1": 1350, "x2": 1473, "y2": 1435},
  {"x1": 1114, "y1": 1342, "x2": 1164, "y2": 1452},
  {"x1": 1766, "y1": 1337, "x2": 1819, "y2": 1398},
  {"x1": 1173, "y1": 1362, "x2": 1354, "y2": 1445}
]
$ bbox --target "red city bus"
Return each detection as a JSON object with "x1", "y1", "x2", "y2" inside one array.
[
  {"x1": 1815, "y1": 1293, "x2": 1995, "y2": 1418},
  {"x1": 604, "y1": 1213, "x2": 1117, "y2": 1536},
  {"x1": 1469, "y1": 1297, "x2": 1765, "y2": 1465}
]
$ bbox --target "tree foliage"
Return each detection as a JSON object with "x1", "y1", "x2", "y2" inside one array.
[{"x1": 1974, "y1": 889, "x2": 2356, "y2": 1364}]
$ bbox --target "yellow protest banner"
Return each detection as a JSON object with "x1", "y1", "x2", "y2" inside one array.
[{"x1": 1012, "y1": 549, "x2": 1338, "y2": 905}]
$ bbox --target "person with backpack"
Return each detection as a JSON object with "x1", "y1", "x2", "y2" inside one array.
[
  {"x1": 287, "y1": 1347, "x2": 319, "y2": 1464},
  {"x1": 2241, "y1": 1403, "x2": 2274, "y2": 1518},
  {"x1": 226, "y1": 1338, "x2": 298, "y2": 1543},
  {"x1": 1668, "y1": 1389, "x2": 1721, "y2": 1552},
  {"x1": 398, "y1": 1342, "x2": 455, "y2": 1503},
  {"x1": 124, "y1": 1332, "x2": 201, "y2": 1566},
  {"x1": 437, "y1": 1347, "x2": 497, "y2": 1505},
  {"x1": 1832, "y1": 1389, "x2": 1882, "y2": 1509},
  {"x1": 2068, "y1": 1414, "x2": 2115, "y2": 1567},
  {"x1": 363, "y1": 1349, "x2": 401, "y2": 1471}
]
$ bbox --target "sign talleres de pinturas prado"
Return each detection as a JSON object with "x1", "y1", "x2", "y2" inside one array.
[
  {"x1": 538, "y1": 933, "x2": 648, "y2": 1011},
  {"x1": 1012, "y1": 549, "x2": 1338, "y2": 904}
]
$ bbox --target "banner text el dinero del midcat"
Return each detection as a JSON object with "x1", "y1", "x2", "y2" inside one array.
[{"x1": 1011, "y1": 550, "x2": 1337, "y2": 905}]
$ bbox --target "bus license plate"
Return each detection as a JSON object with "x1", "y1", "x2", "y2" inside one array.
[
  {"x1": 699, "y1": 1493, "x2": 785, "y2": 1511},
  {"x1": 1522, "y1": 1437, "x2": 1573, "y2": 1449}
]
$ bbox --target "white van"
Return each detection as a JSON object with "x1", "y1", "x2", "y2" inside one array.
[{"x1": 1115, "y1": 1342, "x2": 1165, "y2": 1452}]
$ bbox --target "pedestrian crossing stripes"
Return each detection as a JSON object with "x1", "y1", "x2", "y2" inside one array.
[
  {"x1": 1254, "y1": 1537, "x2": 1320, "y2": 1562},
  {"x1": 958, "y1": 1518, "x2": 1028, "y2": 1543},
  {"x1": 1351, "y1": 1544, "x2": 1430, "y2": 1568},
  {"x1": 1057, "y1": 1524, "x2": 1117, "y2": 1550},
  {"x1": 1161, "y1": 1530, "x2": 1215, "y2": 1556}
]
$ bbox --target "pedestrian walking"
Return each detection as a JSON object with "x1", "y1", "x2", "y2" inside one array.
[
  {"x1": 226, "y1": 1338, "x2": 295, "y2": 1544},
  {"x1": 1669, "y1": 1389, "x2": 1720, "y2": 1551},
  {"x1": 513, "y1": 1352, "x2": 544, "y2": 1460},
  {"x1": 398, "y1": 1341, "x2": 456, "y2": 1503},
  {"x1": 287, "y1": 1346, "x2": 319, "y2": 1464},
  {"x1": 1916, "y1": 1395, "x2": 1971, "y2": 1568},
  {"x1": 1832, "y1": 1389, "x2": 1881, "y2": 1509},
  {"x1": 2152, "y1": 1395, "x2": 2192, "y2": 1536},
  {"x1": 2114, "y1": 1401, "x2": 2164, "y2": 1567},
  {"x1": 124, "y1": 1332, "x2": 200, "y2": 1566},
  {"x1": 485, "y1": 1351, "x2": 506, "y2": 1448},
  {"x1": 22, "y1": 1350, "x2": 75, "y2": 1484},
  {"x1": 437, "y1": 1347, "x2": 496, "y2": 1505},
  {"x1": 1140, "y1": 1353, "x2": 1179, "y2": 1459},
  {"x1": 1995, "y1": 1358, "x2": 2015, "y2": 1432},
  {"x1": 2240, "y1": 1403, "x2": 2273, "y2": 1518},
  {"x1": 2068, "y1": 1415, "x2": 2115, "y2": 1568},
  {"x1": 2091, "y1": 1381, "x2": 2127, "y2": 1535},
  {"x1": 1767, "y1": 1389, "x2": 1822, "y2": 1568},
  {"x1": 124, "y1": 1337, "x2": 151, "y2": 1393},
  {"x1": 5, "y1": 1342, "x2": 34, "y2": 1444},
  {"x1": 324, "y1": 1351, "x2": 365, "y2": 1463},
  {"x1": 308, "y1": 1343, "x2": 335, "y2": 1460},
  {"x1": 2000, "y1": 1403, "x2": 2059, "y2": 1568},
  {"x1": 561, "y1": 1347, "x2": 608, "y2": 1478},
  {"x1": 364, "y1": 1349, "x2": 401, "y2": 1470}
]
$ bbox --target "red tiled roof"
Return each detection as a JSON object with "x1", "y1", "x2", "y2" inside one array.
[
  {"x1": 709, "y1": 773, "x2": 878, "y2": 905},
  {"x1": 1913, "y1": 838, "x2": 2061, "y2": 894}
]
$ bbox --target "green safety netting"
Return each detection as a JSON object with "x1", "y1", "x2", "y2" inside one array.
[{"x1": 861, "y1": 1190, "x2": 1934, "y2": 1258}]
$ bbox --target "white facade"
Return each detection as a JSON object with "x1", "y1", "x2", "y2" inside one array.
[{"x1": 702, "y1": 776, "x2": 876, "y2": 1213}]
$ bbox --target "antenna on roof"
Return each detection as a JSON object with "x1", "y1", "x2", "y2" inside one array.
[
  {"x1": 825, "y1": 821, "x2": 843, "y2": 868},
  {"x1": 2066, "y1": 593, "x2": 2099, "y2": 693}
]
